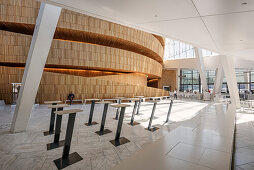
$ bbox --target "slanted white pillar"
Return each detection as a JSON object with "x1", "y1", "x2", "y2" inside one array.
[
  {"x1": 176, "y1": 68, "x2": 180, "y2": 91},
  {"x1": 213, "y1": 65, "x2": 224, "y2": 96},
  {"x1": 243, "y1": 71, "x2": 250, "y2": 91},
  {"x1": 194, "y1": 47, "x2": 208, "y2": 92},
  {"x1": 221, "y1": 55, "x2": 240, "y2": 108},
  {"x1": 10, "y1": 3, "x2": 62, "y2": 133}
]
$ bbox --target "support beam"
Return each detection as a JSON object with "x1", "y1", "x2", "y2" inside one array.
[
  {"x1": 213, "y1": 65, "x2": 224, "y2": 97},
  {"x1": 10, "y1": 3, "x2": 62, "y2": 133},
  {"x1": 221, "y1": 56, "x2": 240, "y2": 108},
  {"x1": 176, "y1": 68, "x2": 180, "y2": 92},
  {"x1": 243, "y1": 71, "x2": 250, "y2": 91},
  {"x1": 194, "y1": 47, "x2": 208, "y2": 92}
]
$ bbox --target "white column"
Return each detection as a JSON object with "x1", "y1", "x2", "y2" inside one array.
[
  {"x1": 10, "y1": 3, "x2": 62, "y2": 133},
  {"x1": 176, "y1": 68, "x2": 180, "y2": 91},
  {"x1": 221, "y1": 55, "x2": 240, "y2": 108},
  {"x1": 213, "y1": 65, "x2": 224, "y2": 95},
  {"x1": 243, "y1": 71, "x2": 250, "y2": 91},
  {"x1": 194, "y1": 47, "x2": 208, "y2": 92}
]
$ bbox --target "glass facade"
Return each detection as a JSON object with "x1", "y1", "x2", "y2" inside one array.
[
  {"x1": 180, "y1": 69, "x2": 200, "y2": 92},
  {"x1": 202, "y1": 49, "x2": 219, "y2": 57},
  {"x1": 164, "y1": 39, "x2": 194, "y2": 60},
  {"x1": 164, "y1": 38, "x2": 219, "y2": 60},
  {"x1": 179, "y1": 69, "x2": 254, "y2": 93}
]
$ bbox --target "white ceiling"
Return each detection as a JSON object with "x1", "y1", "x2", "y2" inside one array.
[{"x1": 40, "y1": 0, "x2": 254, "y2": 61}]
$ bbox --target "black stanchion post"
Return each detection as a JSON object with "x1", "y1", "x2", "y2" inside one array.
[
  {"x1": 44, "y1": 102, "x2": 57, "y2": 136},
  {"x1": 145, "y1": 101, "x2": 159, "y2": 132},
  {"x1": 114, "y1": 98, "x2": 122, "y2": 120},
  {"x1": 110, "y1": 104, "x2": 130, "y2": 146},
  {"x1": 116, "y1": 107, "x2": 125, "y2": 140},
  {"x1": 100, "y1": 103, "x2": 108, "y2": 131},
  {"x1": 49, "y1": 107, "x2": 56, "y2": 131},
  {"x1": 47, "y1": 107, "x2": 65, "y2": 150},
  {"x1": 54, "y1": 110, "x2": 83, "y2": 169},
  {"x1": 166, "y1": 100, "x2": 173, "y2": 123},
  {"x1": 128, "y1": 100, "x2": 140, "y2": 126},
  {"x1": 95, "y1": 102, "x2": 112, "y2": 135},
  {"x1": 136, "y1": 99, "x2": 141, "y2": 115},
  {"x1": 85, "y1": 100, "x2": 98, "y2": 126},
  {"x1": 62, "y1": 113, "x2": 76, "y2": 158}
]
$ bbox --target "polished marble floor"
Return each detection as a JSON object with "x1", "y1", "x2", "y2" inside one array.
[
  {"x1": 0, "y1": 99, "x2": 212, "y2": 170},
  {"x1": 234, "y1": 110, "x2": 254, "y2": 170},
  {"x1": 112, "y1": 103, "x2": 235, "y2": 170}
]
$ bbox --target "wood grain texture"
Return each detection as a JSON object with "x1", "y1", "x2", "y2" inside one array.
[
  {"x1": 0, "y1": 31, "x2": 162, "y2": 78},
  {"x1": 55, "y1": 109, "x2": 83, "y2": 115},
  {"x1": 158, "y1": 69, "x2": 177, "y2": 91},
  {"x1": 152, "y1": 34, "x2": 165, "y2": 48},
  {"x1": 0, "y1": 0, "x2": 164, "y2": 59},
  {"x1": 0, "y1": 0, "x2": 168, "y2": 104},
  {"x1": 0, "y1": 21, "x2": 163, "y2": 63},
  {"x1": 0, "y1": 66, "x2": 166, "y2": 104}
]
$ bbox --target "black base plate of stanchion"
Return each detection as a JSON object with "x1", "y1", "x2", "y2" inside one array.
[
  {"x1": 127, "y1": 121, "x2": 140, "y2": 126},
  {"x1": 145, "y1": 126, "x2": 160, "y2": 132},
  {"x1": 43, "y1": 130, "x2": 55, "y2": 136},
  {"x1": 47, "y1": 140, "x2": 65, "y2": 150},
  {"x1": 53, "y1": 152, "x2": 83, "y2": 170},
  {"x1": 164, "y1": 120, "x2": 174, "y2": 124},
  {"x1": 84, "y1": 122, "x2": 98, "y2": 126},
  {"x1": 95, "y1": 129, "x2": 112, "y2": 136},
  {"x1": 110, "y1": 137, "x2": 130, "y2": 147}
]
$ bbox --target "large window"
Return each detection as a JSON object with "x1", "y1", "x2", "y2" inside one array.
[
  {"x1": 164, "y1": 39, "x2": 195, "y2": 60},
  {"x1": 202, "y1": 49, "x2": 219, "y2": 57},
  {"x1": 180, "y1": 69, "x2": 254, "y2": 93},
  {"x1": 164, "y1": 38, "x2": 219, "y2": 60},
  {"x1": 180, "y1": 69, "x2": 200, "y2": 92},
  {"x1": 206, "y1": 70, "x2": 216, "y2": 92}
]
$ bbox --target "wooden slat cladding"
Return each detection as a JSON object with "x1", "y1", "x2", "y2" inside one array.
[
  {"x1": 44, "y1": 68, "x2": 123, "y2": 77},
  {"x1": 158, "y1": 69, "x2": 177, "y2": 91},
  {"x1": 0, "y1": 66, "x2": 165, "y2": 104},
  {"x1": 0, "y1": 31, "x2": 162, "y2": 78},
  {"x1": 0, "y1": 0, "x2": 164, "y2": 59},
  {"x1": 0, "y1": 21, "x2": 163, "y2": 63},
  {"x1": 152, "y1": 34, "x2": 165, "y2": 48}
]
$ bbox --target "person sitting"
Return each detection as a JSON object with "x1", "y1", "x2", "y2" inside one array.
[{"x1": 68, "y1": 91, "x2": 75, "y2": 105}]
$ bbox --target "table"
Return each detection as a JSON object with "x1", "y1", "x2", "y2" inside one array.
[
  {"x1": 134, "y1": 96, "x2": 144, "y2": 115},
  {"x1": 165, "y1": 99, "x2": 173, "y2": 123},
  {"x1": 53, "y1": 109, "x2": 83, "y2": 169},
  {"x1": 46, "y1": 104, "x2": 70, "y2": 150},
  {"x1": 145, "y1": 100, "x2": 160, "y2": 132},
  {"x1": 113, "y1": 97, "x2": 125, "y2": 120},
  {"x1": 110, "y1": 104, "x2": 131, "y2": 146},
  {"x1": 127, "y1": 98, "x2": 141, "y2": 126},
  {"x1": 43, "y1": 101, "x2": 63, "y2": 136},
  {"x1": 84, "y1": 99, "x2": 101, "y2": 126},
  {"x1": 95, "y1": 101, "x2": 113, "y2": 136}
]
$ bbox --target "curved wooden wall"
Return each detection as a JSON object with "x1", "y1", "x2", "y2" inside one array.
[
  {"x1": 0, "y1": 66, "x2": 165, "y2": 104},
  {"x1": 0, "y1": 22, "x2": 163, "y2": 64},
  {"x1": 0, "y1": 0, "x2": 164, "y2": 60},
  {"x1": 0, "y1": 31, "x2": 162, "y2": 77},
  {"x1": 0, "y1": 0, "x2": 167, "y2": 103}
]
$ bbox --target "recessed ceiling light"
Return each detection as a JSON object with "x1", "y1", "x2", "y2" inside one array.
[
  {"x1": 240, "y1": 40, "x2": 243, "y2": 41},
  {"x1": 241, "y1": 2, "x2": 247, "y2": 5},
  {"x1": 154, "y1": 14, "x2": 158, "y2": 17}
]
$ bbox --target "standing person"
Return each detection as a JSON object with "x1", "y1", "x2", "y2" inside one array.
[
  {"x1": 68, "y1": 91, "x2": 75, "y2": 105},
  {"x1": 174, "y1": 89, "x2": 177, "y2": 100}
]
